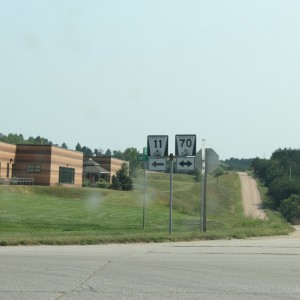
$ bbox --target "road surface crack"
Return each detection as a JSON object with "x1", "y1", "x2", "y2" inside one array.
[{"x1": 54, "y1": 260, "x2": 112, "y2": 299}]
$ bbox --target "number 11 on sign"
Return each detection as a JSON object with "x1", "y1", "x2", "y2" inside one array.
[{"x1": 147, "y1": 135, "x2": 168, "y2": 157}]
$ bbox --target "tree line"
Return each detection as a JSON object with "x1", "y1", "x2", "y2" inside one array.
[
  {"x1": 223, "y1": 158, "x2": 254, "y2": 171},
  {"x1": 252, "y1": 148, "x2": 300, "y2": 224},
  {"x1": 0, "y1": 133, "x2": 57, "y2": 147}
]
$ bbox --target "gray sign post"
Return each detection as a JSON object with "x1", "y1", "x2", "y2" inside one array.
[
  {"x1": 137, "y1": 154, "x2": 148, "y2": 229},
  {"x1": 169, "y1": 154, "x2": 174, "y2": 235},
  {"x1": 143, "y1": 148, "x2": 147, "y2": 229},
  {"x1": 200, "y1": 139, "x2": 207, "y2": 232}
]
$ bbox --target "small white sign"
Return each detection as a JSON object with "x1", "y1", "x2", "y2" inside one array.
[
  {"x1": 176, "y1": 157, "x2": 195, "y2": 171},
  {"x1": 175, "y1": 134, "x2": 196, "y2": 156},
  {"x1": 147, "y1": 135, "x2": 168, "y2": 157},
  {"x1": 148, "y1": 158, "x2": 167, "y2": 171}
]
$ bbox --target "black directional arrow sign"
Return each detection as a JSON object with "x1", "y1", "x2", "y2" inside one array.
[
  {"x1": 179, "y1": 160, "x2": 192, "y2": 167},
  {"x1": 176, "y1": 157, "x2": 195, "y2": 171},
  {"x1": 152, "y1": 161, "x2": 165, "y2": 168},
  {"x1": 149, "y1": 158, "x2": 166, "y2": 171}
]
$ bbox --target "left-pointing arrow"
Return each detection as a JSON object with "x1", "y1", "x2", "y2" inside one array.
[{"x1": 152, "y1": 161, "x2": 164, "y2": 168}]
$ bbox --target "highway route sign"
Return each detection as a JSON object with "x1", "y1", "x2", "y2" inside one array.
[
  {"x1": 148, "y1": 158, "x2": 167, "y2": 171},
  {"x1": 175, "y1": 134, "x2": 196, "y2": 156},
  {"x1": 176, "y1": 157, "x2": 195, "y2": 171},
  {"x1": 147, "y1": 135, "x2": 168, "y2": 157}
]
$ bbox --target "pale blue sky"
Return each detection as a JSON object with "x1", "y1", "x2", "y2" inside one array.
[{"x1": 1, "y1": 0, "x2": 300, "y2": 159}]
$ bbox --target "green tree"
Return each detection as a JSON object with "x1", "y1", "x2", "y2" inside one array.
[
  {"x1": 252, "y1": 158, "x2": 283, "y2": 187},
  {"x1": 271, "y1": 148, "x2": 300, "y2": 178},
  {"x1": 111, "y1": 163, "x2": 133, "y2": 191},
  {"x1": 0, "y1": 133, "x2": 25, "y2": 144},
  {"x1": 27, "y1": 136, "x2": 35, "y2": 144},
  {"x1": 251, "y1": 148, "x2": 300, "y2": 220},
  {"x1": 75, "y1": 143, "x2": 82, "y2": 151},
  {"x1": 224, "y1": 158, "x2": 254, "y2": 171},
  {"x1": 123, "y1": 147, "x2": 139, "y2": 161},
  {"x1": 123, "y1": 147, "x2": 141, "y2": 177},
  {"x1": 81, "y1": 146, "x2": 93, "y2": 157},
  {"x1": 112, "y1": 150, "x2": 124, "y2": 160},
  {"x1": 279, "y1": 194, "x2": 300, "y2": 224},
  {"x1": 110, "y1": 175, "x2": 122, "y2": 190},
  {"x1": 34, "y1": 136, "x2": 42, "y2": 144},
  {"x1": 105, "y1": 148, "x2": 112, "y2": 156},
  {"x1": 268, "y1": 177, "x2": 300, "y2": 209},
  {"x1": 0, "y1": 133, "x2": 54, "y2": 145},
  {"x1": 94, "y1": 148, "x2": 103, "y2": 156},
  {"x1": 61, "y1": 142, "x2": 68, "y2": 149},
  {"x1": 213, "y1": 167, "x2": 225, "y2": 183}
]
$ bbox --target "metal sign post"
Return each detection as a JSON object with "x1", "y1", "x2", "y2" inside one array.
[
  {"x1": 200, "y1": 139, "x2": 207, "y2": 232},
  {"x1": 169, "y1": 153, "x2": 174, "y2": 235},
  {"x1": 143, "y1": 160, "x2": 146, "y2": 229},
  {"x1": 137, "y1": 153, "x2": 148, "y2": 229}
]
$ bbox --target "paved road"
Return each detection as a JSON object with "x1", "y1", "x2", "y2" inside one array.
[{"x1": 1, "y1": 233, "x2": 300, "y2": 300}]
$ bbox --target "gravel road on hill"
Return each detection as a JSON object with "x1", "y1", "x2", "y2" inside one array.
[
  {"x1": 238, "y1": 172, "x2": 267, "y2": 220},
  {"x1": 238, "y1": 172, "x2": 300, "y2": 238}
]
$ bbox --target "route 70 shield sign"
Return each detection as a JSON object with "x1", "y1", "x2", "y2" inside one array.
[{"x1": 175, "y1": 134, "x2": 196, "y2": 156}]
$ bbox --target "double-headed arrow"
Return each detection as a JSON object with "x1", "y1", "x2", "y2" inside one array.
[{"x1": 179, "y1": 160, "x2": 193, "y2": 167}]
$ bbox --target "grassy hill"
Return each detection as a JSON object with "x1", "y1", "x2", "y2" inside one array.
[{"x1": 0, "y1": 172, "x2": 292, "y2": 245}]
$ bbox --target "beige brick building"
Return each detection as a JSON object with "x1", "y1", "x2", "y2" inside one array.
[{"x1": 0, "y1": 142, "x2": 83, "y2": 187}]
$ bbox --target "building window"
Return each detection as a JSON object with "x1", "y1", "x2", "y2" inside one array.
[
  {"x1": 59, "y1": 167, "x2": 75, "y2": 184},
  {"x1": 27, "y1": 164, "x2": 41, "y2": 173}
]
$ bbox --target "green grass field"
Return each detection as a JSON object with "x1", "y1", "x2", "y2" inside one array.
[{"x1": 0, "y1": 172, "x2": 293, "y2": 245}]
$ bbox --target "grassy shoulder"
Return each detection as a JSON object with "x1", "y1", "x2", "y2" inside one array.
[{"x1": 0, "y1": 172, "x2": 293, "y2": 245}]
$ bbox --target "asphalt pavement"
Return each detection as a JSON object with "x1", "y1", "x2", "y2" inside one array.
[{"x1": 1, "y1": 233, "x2": 300, "y2": 300}]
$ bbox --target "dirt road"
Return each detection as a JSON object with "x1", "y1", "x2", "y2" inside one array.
[
  {"x1": 238, "y1": 172, "x2": 267, "y2": 220},
  {"x1": 238, "y1": 172, "x2": 300, "y2": 238}
]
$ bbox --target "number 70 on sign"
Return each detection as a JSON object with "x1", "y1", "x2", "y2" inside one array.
[{"x1": 175, "y1": 134, "x2": 196, "y2": 156}]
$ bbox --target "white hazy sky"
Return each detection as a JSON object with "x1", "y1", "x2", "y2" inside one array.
[{"x1": 1, "y1": 0, "x2": 300, "y2": 160}]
